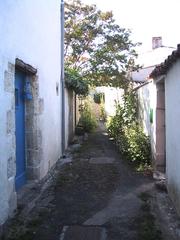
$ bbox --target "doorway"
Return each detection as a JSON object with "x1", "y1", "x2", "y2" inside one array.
[
  {"x1": 156, "y1": 81, "x2": 166, "y2": 173},
  {"x1": 15, "y1": 70, "x2": 26, "y2": 190}
]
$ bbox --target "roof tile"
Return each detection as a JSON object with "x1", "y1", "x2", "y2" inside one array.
[{"x1": 150, "y1": 44, "x2": 180, "y2": 78}]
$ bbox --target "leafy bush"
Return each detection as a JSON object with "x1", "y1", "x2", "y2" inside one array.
[
  {"x1": 107, "y1": 89, "x2": 151, "y2": 168},
  {"x1": 65, "y1": 68, "x2": 89, "y2": 96},
  {"x1": 79, "y1": 101, "x2": 97, "y2": 132},
  {"x1": 106, "y1": 103, "x2": 124, "y2": 139},
  {"x1": 123, "y1": 124, "x2": 151, "y2": 165}
]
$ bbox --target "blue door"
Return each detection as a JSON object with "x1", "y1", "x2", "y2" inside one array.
[{"x1": 15, "y1": 70, "x2": 26, "y2": 190}]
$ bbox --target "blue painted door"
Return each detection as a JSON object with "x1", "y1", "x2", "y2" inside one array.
[{"x1": 15, "y1": 70, "x2": 26, "y2": 190}]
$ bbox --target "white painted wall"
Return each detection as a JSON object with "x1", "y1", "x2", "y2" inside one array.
[
  {"x1": 0, "y1": 0, "x2": 62, "y2": 225},
  {"x1": 165, "y1": 59, "x2": 180, "y2": 214},
  {"x1": 96, "y1": 87, "x2": 124, "y2": 116},
  {"x1": 0, "y1": 60, "x2": 14, "y2": 225},
  {"x1": 137, "y1": 81, "x2": 157, "y2": 159},
  {"x1": 104, "y1": 87, "x2": 124, "y2": 116}
]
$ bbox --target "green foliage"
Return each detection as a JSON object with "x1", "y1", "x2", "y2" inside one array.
[
  {"x1": 107, "y1": 90, "x2": 151, "y2": 167},
  {"x1": 123, "y1": 90, "x2": 138, "y2": 125},
  {"x1": 65, "y1": 0, "x2": 140, "y2": 87},
  {"x1": 93, "y1": 92, "x2": 104, "y2": 104},
  {"x1": 79, "y1": 101, "x2": 97, "y2": 132},
  {"x1": 106, "y1": 103, "x2": 124, "y2": 139},
  {"x1": 123, "y1": 124, "x2": 151, "y2": 165},
  {"x1": 65, "y1": 68, "x2": 89, "y2": 96},
  {"x1": 100, "y1": 102, "x2": 106, "y2": 121},
  {"x1": 137, "y1": 193, "x2": 162, "y2": 240}
]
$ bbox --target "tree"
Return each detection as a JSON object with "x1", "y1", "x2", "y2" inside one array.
[
  {"x1": 65, "y1": 0, "x2": 140, "y2": 88},
  {"x1": 65, "y1": 68, "x2": 89, "y2": 96}
]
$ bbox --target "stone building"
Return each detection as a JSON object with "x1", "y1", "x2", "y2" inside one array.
[{"x1": 0, "y1": 0, "x2": 64, "y2": 227}]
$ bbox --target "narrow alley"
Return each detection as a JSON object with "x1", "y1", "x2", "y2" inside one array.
[
  {"x1": 2, "y1": 123, "x2": 177, "y2": 240},
  {"x1": 2, "y1": 1, "x2": 180, "y2": 240}
]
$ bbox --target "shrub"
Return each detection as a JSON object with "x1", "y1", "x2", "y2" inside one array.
[
  {"x1": 123, "y1": 124, "x2": 151, "y2": 165},
  {"x1": 79, "y1": 101, "x2": 97, "y2": 133},
  {"x1": 65, "y1": 68, "x2": 89, "y2": 97},
  {"x1": 106, "y1": 103, "x2": 124, "y2": 139},
  {"x1": 108, "y1": 119, "x2": 151, "y2": 166},
  {"x1": 107, "y1": 89, "x2": 151, "y2": 168}
]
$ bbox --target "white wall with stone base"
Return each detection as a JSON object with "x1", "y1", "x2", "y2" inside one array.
[{"x1": 0, "y1": 0, "x2": 62, "y2": 226}]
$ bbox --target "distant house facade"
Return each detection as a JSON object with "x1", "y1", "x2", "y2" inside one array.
[
  {"x1": 0, "y1": 0, "x2": 64, "y2": 227},
  {"x1": 95, "y1": 87, "x2": 124, "y2": 117},
  {"x1": 150, "y1": 44, "x2": 180, "y2": 215}
]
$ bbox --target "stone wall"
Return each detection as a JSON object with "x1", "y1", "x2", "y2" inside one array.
[
  {"x1": 0, "y1": 0, "x2": 62, "y2": 226},
  {"x1": 25, "y1": 75, "x2": 43, "y2": 180},
  {"x1": 0, "y1": 60, "x2": 17, "y2": 226}
]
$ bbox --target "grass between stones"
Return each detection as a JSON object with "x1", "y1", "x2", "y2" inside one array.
[{"x1": 137, "y1": 192, "x2": 163, "y2": 240}]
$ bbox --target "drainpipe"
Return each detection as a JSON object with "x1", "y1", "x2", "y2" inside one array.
[{"x1": 60, "y1": 0, "x2": 65, "y2": 155}]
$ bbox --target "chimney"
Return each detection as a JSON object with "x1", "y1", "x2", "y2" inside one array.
[{"x1": 152, "y1": 37, "x2": 162, "y2": 49}]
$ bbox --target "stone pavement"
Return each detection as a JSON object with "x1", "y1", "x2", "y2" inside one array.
[
  {"x1": 2, "y1": 123, "x2": 180, "y2": 240},
  {"x1": 60, "y1": 226, "x2": 107, "y2": 240}
]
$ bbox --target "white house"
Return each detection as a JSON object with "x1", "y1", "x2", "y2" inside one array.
[
  {"x1": 0, "y1": 0, "x2": 65, "y2": 227},
  {"x1": 131, "y1": 37, "x2": 175, "y2": 172},
  {"x1": 150, "y1": 44, "x2": 180, "y2": 215}
]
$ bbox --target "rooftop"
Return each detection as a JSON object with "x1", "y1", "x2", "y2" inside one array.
[
  {"x1": 150, "y1": 44, "x2": 180, "y2": 78},
  {"x1": 131, "y1": 46, "x2": 175, "y2": 82}
]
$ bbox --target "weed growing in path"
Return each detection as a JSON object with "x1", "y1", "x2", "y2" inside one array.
[{"x1": 137, "y1": 192, "x2": 162, "y2": 240}]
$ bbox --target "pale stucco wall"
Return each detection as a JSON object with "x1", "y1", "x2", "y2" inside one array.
[
  {"x1": 0, "y1": 0, "x2": 62, "y2": 225},
  {"x1": 165, "y1": 59, "x2": 180, "y2": 214},
  {"x1": 137, "y1": 81, "x2": 157, "y2": 160},
  {"x1": 65, "y1": 88, "x2": 75, "y2": 148},
  {"x1": 0, "y1": 61, "x2": 16, "y2": 225},
  {"x1": 96, "y1": 87, "x2": 124, "y2": 117},
  {"x1": 104, "y1": 87, "x2": 124, "y2": 116}
]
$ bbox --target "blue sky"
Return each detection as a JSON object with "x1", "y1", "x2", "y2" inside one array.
[{"x1": 82, "y1": 0, "x2": 180, "y2": 53}]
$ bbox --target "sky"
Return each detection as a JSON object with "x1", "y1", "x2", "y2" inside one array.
[{"x1": 81, "y1": 0, "x2": 180, "y2": 53}]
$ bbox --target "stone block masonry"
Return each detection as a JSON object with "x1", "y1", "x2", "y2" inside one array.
[
  {"x1": 0, "y1": 60, "x2": 17, "y2": 228},
  {"x1": 25, "y1": 75, "x2": 43, "y2": 181},
  {"x1": 4, "y1": 63, "x2": 15, "y2": 93},
  {"x1": 0, "y1": 0, "x2": 63, "y2": 230},
  {"x1": 0, "y1": 60, "x2": 44, "y2": 229}
]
